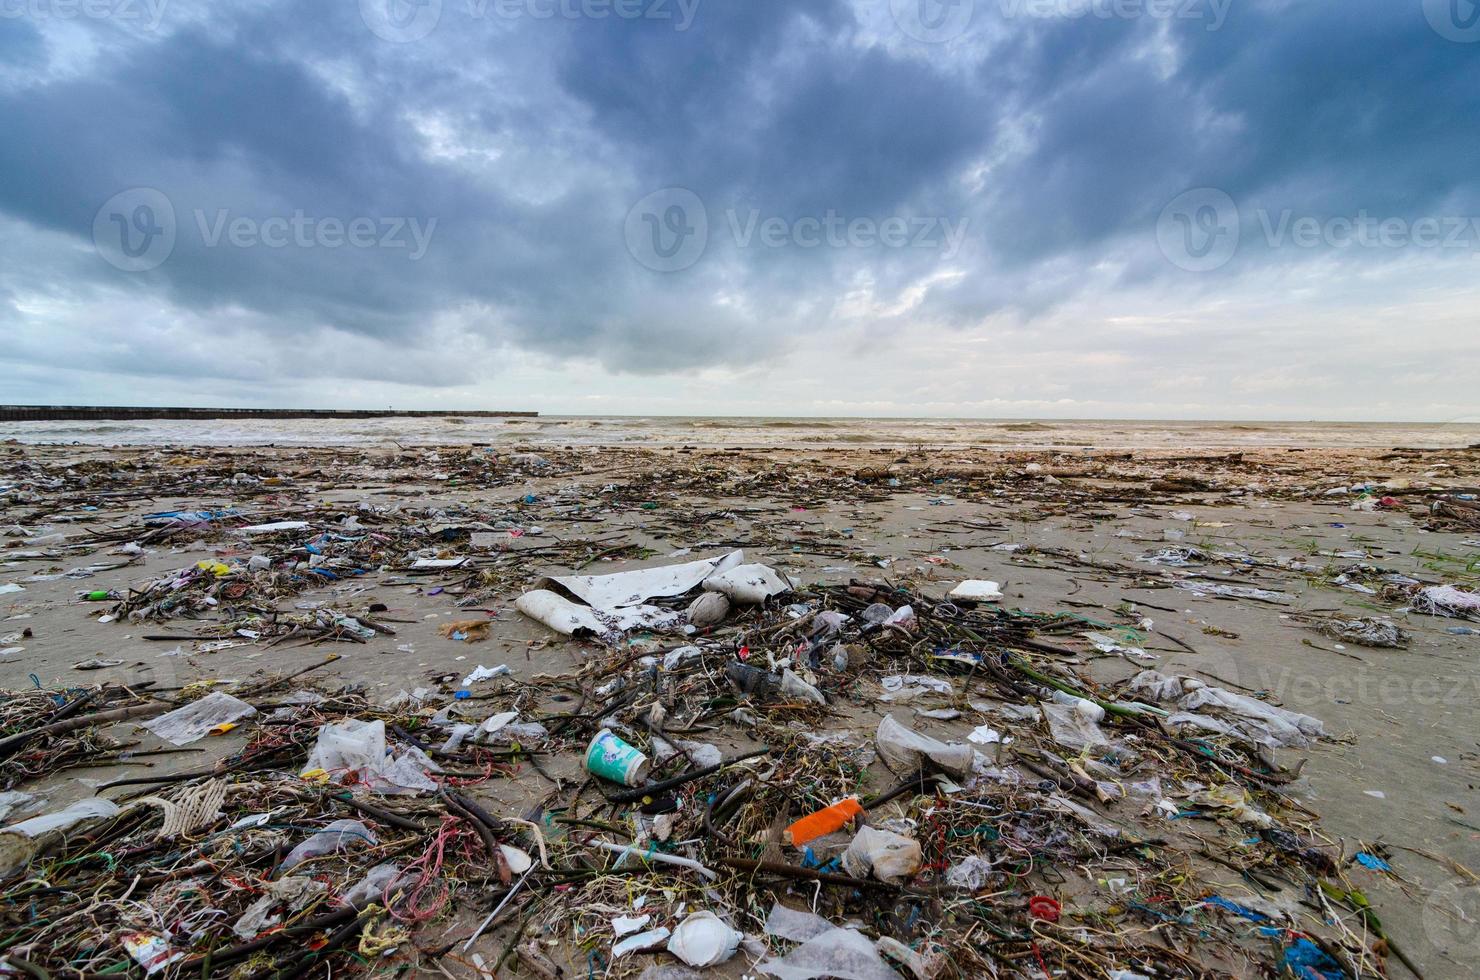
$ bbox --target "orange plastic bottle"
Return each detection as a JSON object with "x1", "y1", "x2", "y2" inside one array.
[{"x1": 784, "y1": 797, "x2": 864, "y2": 846}]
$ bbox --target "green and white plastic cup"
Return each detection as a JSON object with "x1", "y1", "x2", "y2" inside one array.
[{"x1": 585, "y1": 728, "x2": 650, "y2": 787}]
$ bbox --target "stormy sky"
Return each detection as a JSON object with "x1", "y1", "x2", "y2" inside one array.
[{"x1": 1, "y1": 0, "x2": 1476, "y2": 420}]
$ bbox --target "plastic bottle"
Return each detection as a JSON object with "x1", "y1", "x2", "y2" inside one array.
[{"x1": 784, "y1": 798, "x2": 864, "y2": 846}]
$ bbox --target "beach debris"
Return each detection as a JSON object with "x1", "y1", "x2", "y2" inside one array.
[
  {"x1": 1411, "y1": 583, "x2": 1480, "y2": 619},
  {"x1": 875, "y1": 714, "x2": 973, "y2": 777},
  {"x1": 702, "y1": 562, "x2": 794, "y2": 604},
  {"x1": 666, "y1": 911, "x2": 742, "y2": 968},
  {"x1": 0, "y1": 437, "x2": 1466, "y2": 980},
  {"x1": 947, "y1": 579, "x2": 1002, "y2": 602},
  {"x1": 1315, "y1": 617, "x2": 1410, "y2": 648},
  {"x1": 142, "y1": 691, "x2": 257, "y2": 746},
  {"x1": 685, "y1": 591, "x2": 730, "y2": 627}
]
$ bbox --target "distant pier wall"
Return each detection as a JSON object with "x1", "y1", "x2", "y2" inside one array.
[{"x1": 0, "y1": 406, "x2": 538, "y2": 422}]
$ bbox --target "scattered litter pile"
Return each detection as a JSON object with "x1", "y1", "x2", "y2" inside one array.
[
  {"x1": 1, "y1": 562, "x2": 1419, "y2": 979},
  {"x1": 4, "y1": 440, "x2": 1477, "y2": 978}
]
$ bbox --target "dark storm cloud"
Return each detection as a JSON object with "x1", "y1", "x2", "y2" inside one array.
[{"x1": 0, "y1": 0, "x2": 1474, "y2": 395}]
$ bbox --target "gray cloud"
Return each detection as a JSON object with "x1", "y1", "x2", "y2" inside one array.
[{"x1": 0, "y1": 0, "x2": 1474, "y2": 414}]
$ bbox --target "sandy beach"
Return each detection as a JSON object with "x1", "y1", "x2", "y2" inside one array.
[{"x1": 2, "y1": 429, "x2": 1477, "y2": 978}]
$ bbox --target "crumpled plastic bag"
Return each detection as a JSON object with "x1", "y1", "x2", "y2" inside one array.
[
  {"x1": 301, "y1": 718, "x2": 438, "y2": 794},
  {"x1": 1041, "y1": 695, "x2": 1110, "y2": 751},
  {"x1": 841, "y1": 826, "x2": 922, "y2": 883},
  {"x1": 1179, "y1": 684, "x2": 1322, "y2": 748},
  {"x1": 1125, "y1": 671, "x2": 1324, "y2": 748},
  {"x1": 875, "y1": 715, "x2": 973, "y2": 777},
  {"x1": 1190, "y1": 784, "x2": 1274, "y2": 828},
  {"x1": 279, "y1": 819, "x2": 377, "y2": 872},
  {"x1": 233, "y1": 876, "x2": 327, "y2": 938},
  {"x1": 1412, "y1": 584, "x2": 1480, "y2": 618},
  {"x1": 342, "y1": 862, "x2": 403, "y2": 909},
  {"x1": 651, "y1": 736, "x2": 723, "y2": 769},
  {"x1": 879, "y1": 674, "x2": 954, "y2": 703},
  {"x1": 142, "y1": 691, "x2": 257, "y2": 746},
  {"x1": 764, "y1": 903, "x2": 836, "y2": 943},
  {"x1": 757, "y1": 926, "x2": 900, "y2": 980},
  {"x1": 944, "y1": 855, "x2": 995, "y2": 891},
  {"x1": 781, "y1": 668, "x2": 826, "y2": 705}
]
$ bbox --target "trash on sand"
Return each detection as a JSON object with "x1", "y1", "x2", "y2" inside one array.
[
  {"x1": 439, "y1": 618, "x2": 492, "y2": 642},
  {"x1": 516, "y1": 589, "x2": 680, "y2": 638},
  {"x1": 142, "y1": 690, "x2": 258, "y2": 745},
  {"x1": 763, "y1": 903, "x2": 837, "y2": 943},
  {"x1": 702, "y1": 563, "x2": 794, "y2": 604},
  {"x1": 613, "y1": 927, "x2": 671, "y2": 957},
  {"x1": 1411, "y1": 584, "x2": 1480, "y2": 618},
  {"x1": 1124, "y1": 670, "x2": 1325, "y2": 748},
  {"x1": 686, "y1": 590, "x2": 731, "y2": 627},
  {"x1": 1315, "y1": 617, "x2": 1410, "y2": 648},
  {"x1": 300, "y1": 718, "x2": 438, "y2": 794},
  {"x1": 0, "y1": 791, "x2": 35, "y2": 823},
  {"x1": 460, "y1": 664, "x2": 511, "y2": 686},
  {"x1": 666, "y1": 910, "x2": 742, "y2": 967},
  {"x1": 841, "y1": 825, "x2": 923, "y2": 883},
  {"x1": 1041, "y1": 694, "x2": 1110, "y2": 751},
  {"x1": 539, "y1": 551, "x2": 744, "y2": 610},
  {"x1": 785, "y1": 797, "x2": 864, "y2": 846},
  {"x1": 875, "y1": 714, "x2": 973, "y2": 777},
  {"x1": 0, "y1": 434, "x2": 1454, "y2": 980},
  {"x1": 945, "y1": 855, "x2": 995, "y2": 890},
  {"x1": 120, "y1": 932, "x2": 185, "y2": 975},
  {"x1": 279, "y1": 819, "x2": 378, "y2": 871},
  {"x1": 233, "y1": 876, "x2": 329, "y2": 938},
  {"x1": 585, "y1": 728, "x2": 651, "y2": 786},
  {"x1": 758, "y1": 926, "x2": 899, "y2": 980},
  {"x1": 2, "y1": 797, "x2": 119, "y2": 838},
  {"x1": 947, "y1": 580, "x2": 1003, "y2": 602},
  {"x1": 780, "y1": 668, "x2": 826, "y2": 704}
]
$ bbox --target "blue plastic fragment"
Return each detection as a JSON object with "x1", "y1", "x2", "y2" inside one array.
[
  {"x1": 1282, "y1": 938, "x2": 1347, "y2": 979},
  {"x1": 1201, "y1": 895, "x2": 1270, "y2": 922},
  {"x1": 1354, "y1": 852, "x2": 1392, "y2": 872}
]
